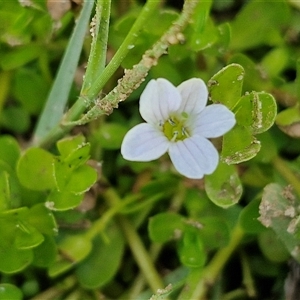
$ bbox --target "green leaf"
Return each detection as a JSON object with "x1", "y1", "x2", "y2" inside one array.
[
  {"x1": 17, "y1": 147, "x2": 56, "y2": 191},
  {"x1": 234, "y1": 92, "x2": 277, "y2": 135},
  {"x1": 46, "y1": 190, "x2": 84, "y2": 211},
  {"x1": 76, "y1": 225, "x2": 125, "y2": 289},
  {"x1": 15, "y1": 221, "x2": 44, "y2": 250},
  {"x1": 96, "y1": 123, "x2": 129, "y2": 150},
  {"x1": 0, "y1": 44, "x2": 42, "y2": 70},
  {"x1": 0, "y1": 210, "x2": 33, "y2": 273},
  {"x1": 148, "y1": 213, "x2": 185, "y2": 243},
  {"x1": 33, "y1": 235, "x2": 57, "y2": 267},
  {"x1": 13, "y1": 68, "x2": 50, "y2": 115},
  {"x1": 258, "y1": 183, "x2": 300, "y2": 262},
  {"x1": 0, "y1": 106, "x2": 30, "y2": 133},
  {"x1": 276, "y1": 105, "x2": 300, "y2": 138},
  {"x1": 54, "y1": 160, "x2": 97, "y2": 194},
  {"x1": 199, "y1": 217, "x2": 230, "y2": 250},
  {"x1": 258, "y1": 229, "x2": 290, "y2": 263},
  {"x1": 57, "y1": 134, "x2": 86, "y2": 159},
  {"x1": 221, "y1": 125, "x2": 261, "y2": 164},
  {"x1": 0, "y1": 284, "x2": 22, "y2": 300},
  {"x1": 25, "y1": 204, "x2": 58, "y2": 236},
  {"x1": 34, "y1": 0, "x2": 95, "y2": 142},
  {"x1": 49, "y1": 235, "x2": 92, "y2": 277},
  {"x1": 178, "y1": 227, "x2": 206, "y2": 268},
  {"x1": 0, "y1": 171, "x2": 10, "y2": 211},
  {"x1": 0, "y1": 135, "x2": 20, "y2": 168},
  {"x1": 230, "y1": 0, "x2": 290, "y2": 50},
  {"x1": 261, "y1": 47, "x2": 290, "y2": 78},
  {"x1": 208, "y1": 64, "x2": 245, "y2": 109},
  {"x1": 205, "y1": 162, "x2": 242, "y2": 208},
  {"x1": 229, "y1": 53, "x2": 270, "y2": 92},
  {"x1": 239, "y1": 198, "x2": 265, "y2": 234}
]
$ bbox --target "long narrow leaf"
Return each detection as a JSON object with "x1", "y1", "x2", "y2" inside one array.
[{"x1": 33, "y1": 0, "x2": 94, "y2": 143}]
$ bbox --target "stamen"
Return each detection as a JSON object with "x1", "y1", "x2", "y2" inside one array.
[
  {"x1": 168, "y1": 118, "x2": 176, "y2": 126},
  {"x1": 182, "y1": 127, "x2": 190, "y2": 137},
  {"x1": 171, "y1": 131, "x2": 178, "y2": 142}
]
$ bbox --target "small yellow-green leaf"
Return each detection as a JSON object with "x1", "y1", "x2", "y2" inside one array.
[{"x1": 56, "y1": 135, "x2": 86, "y2": 159}]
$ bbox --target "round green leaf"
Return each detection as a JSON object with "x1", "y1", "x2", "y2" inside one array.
[
  {"x1": 0, "y1": 284, "x2": 22, "y2": 300},
  {"x1": 57, "y1": 135, "x2": 86, "y2": 158},
  {"x1": 77, "y1": 226, "x2": 125, "y2": 289},
  {"x1": 54, "y1": 160, "x2": 97, "y2": 194},
  {"x1": 148, "y1": 212, "x2": 185, "y2": 243},
  {"x1": 208, "y1": 64, "x2": 244, "y2": 109},
  {"x1": 17, "y1": 148, "x2": 55, "y2": 191},
  {"x1": 205, "y1": 162, "x2": 242, "y2": 208}
]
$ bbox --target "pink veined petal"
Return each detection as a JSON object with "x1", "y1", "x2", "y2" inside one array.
[
  {"x1": 121, "y1": 123, "x2": 170, "y2": 161},
  {"x1": 192, "y1": 104, "x2": 236, "y2": 138},
  {"x1": 168, "y1": 136, "x2": 219, "y2": 179},
  {"x1": 177, "y1": 78, "x2": 208, "y2": 116},
  {"x1": 139, "y1": 78, "x2": 181, "y2": 125}
]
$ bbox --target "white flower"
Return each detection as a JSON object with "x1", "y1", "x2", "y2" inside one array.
[{"x1": 121, "y1": 78, "x2": 236, "y2": 179}]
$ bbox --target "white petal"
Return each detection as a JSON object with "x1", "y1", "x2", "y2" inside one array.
[
  {"x1": 192, "y1": 104, "x2": 236, "y2": 138},
  {"x1": 177, "y1": 78, "x2": 208, "y2": 116},
  {"x1": 168, "y1": 136, "x2": 219, "y2": 179},
  {"x1": 139, "y1": 78, "x2": 181, "y2": 124},
  {"x1": 121, "y1": 123, "x2": 169, "y2": 161}
]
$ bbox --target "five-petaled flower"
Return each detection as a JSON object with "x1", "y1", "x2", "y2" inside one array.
[{"x1": 121, "y1": 78, "x2": 236, "y2": 179}]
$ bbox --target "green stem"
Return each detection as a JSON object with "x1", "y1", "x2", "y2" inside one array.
[
  {"x1": 35, "y1": 0, "x2": 161, "y2": 148},
  {"x1": 82, "y1": 0, "x2": 111, "y2": 92},
  {"x1": 84, "y1": 192, "x2": 140, "y2": 240},
  {"x1": 179, "y1": 226, "x2": 244, "y2": 299},
  {"x1": 240, "y1": 250, "x2": 256, "y2": 298},
  {"x1": 33, "y1": 0, "x2": 94, "y2": 144},
  {"x1": 272, "y1": 156, "x2": 300, "y2": 198},
  {"x1": 104, "y1": 187, "x2": 165, "y2": 293},
  {"x1": 83, "y1": 0, "x2": 161, "y2": 99}
]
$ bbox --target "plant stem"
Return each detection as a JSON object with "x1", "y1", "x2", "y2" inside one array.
[
  {"x1": 81, "y1": 0, "x2": 111, "y2": 92},
  {"x1": 33, "y1": 0, "x2": 94, "y2": 144},
  {"x1": 36, "y1": 0, "x2": 198, "y2": 148},
  {"x1": 272, "y1": 155, "x2": 300, "y2": 198},
  {"x1": 178, "y1": 225, "x2": 244, "y2": 299},
  {"x1": 104, "y1": 187, "x2": 165, "y2": 293},
  {"x1": 84, "y1": 0, "x2": 161, "y2": 98}
]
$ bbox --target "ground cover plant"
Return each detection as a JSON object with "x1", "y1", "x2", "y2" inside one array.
[{"x1": 1, "y1": 0, "x2": 300, "y2": 299}]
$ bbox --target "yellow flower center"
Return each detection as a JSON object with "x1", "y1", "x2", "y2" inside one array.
[{"x1": 162, "y1": 116, "x2": 190, "y2": 141}]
